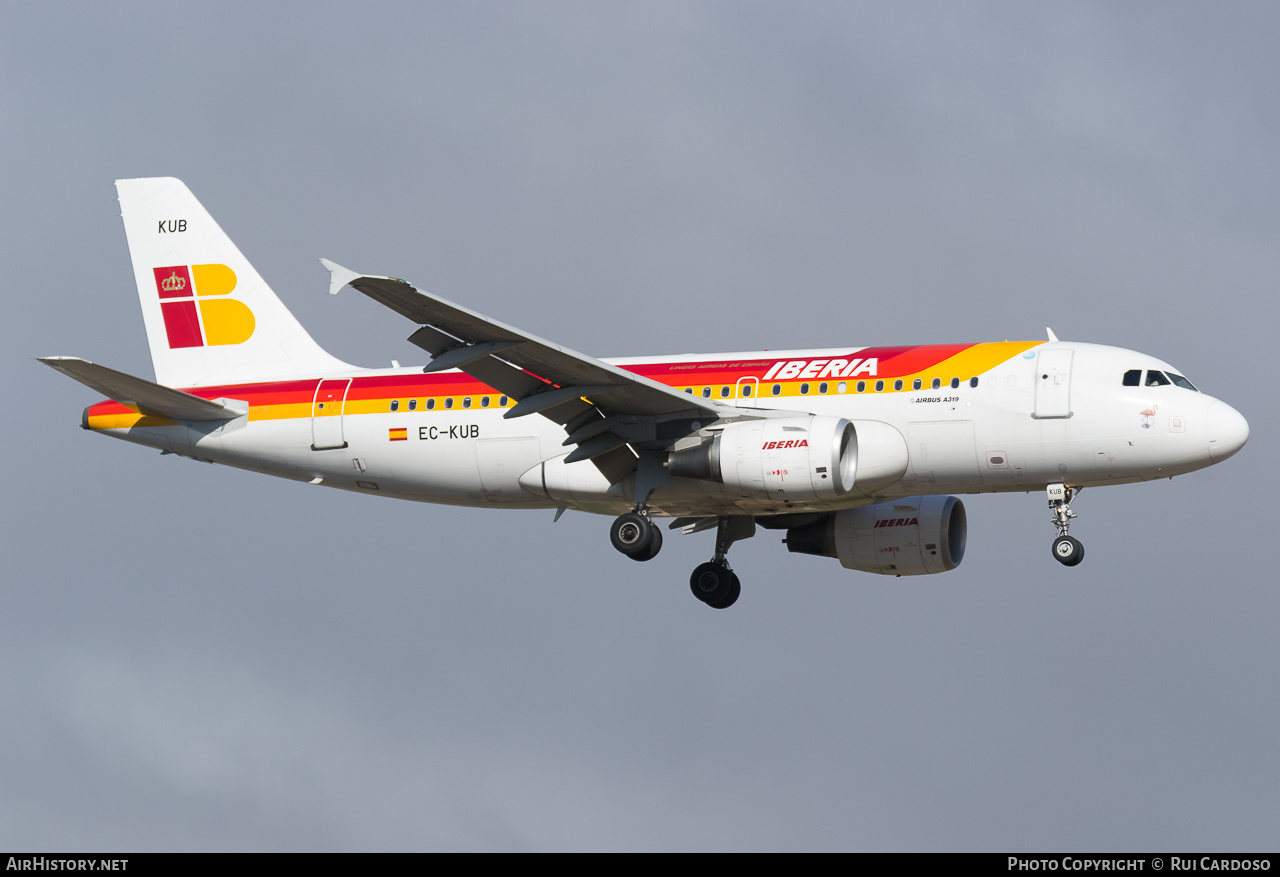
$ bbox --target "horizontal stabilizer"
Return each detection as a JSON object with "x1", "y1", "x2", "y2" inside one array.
[{"x1": 38, "y1": 357, "x2": 244, "y2": 422}]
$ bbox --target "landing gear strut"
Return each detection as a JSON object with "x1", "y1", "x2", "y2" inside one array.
[
  {"x1": 689, "y1": 516, "x2": 754, "y2": 609},
  {"x1": 1047, "y1": 483, "x2": 1084, "y2": 566},
  {"x1": 608, "y1": 454, "x2": 670, "y2": 563}
]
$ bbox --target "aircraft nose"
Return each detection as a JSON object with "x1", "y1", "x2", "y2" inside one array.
[{"x1": 1207, "y1": 401, "x2": 1249, "y2": 462}]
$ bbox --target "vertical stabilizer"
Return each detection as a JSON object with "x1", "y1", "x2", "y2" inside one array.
[{"x1": 116, "y1": 177, "x2": 353, "y2": 388}]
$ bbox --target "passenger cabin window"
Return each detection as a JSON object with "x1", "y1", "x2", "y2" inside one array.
[
  {"x1": 893, "y1": 379, "x2": 903, "y2": 391},
  {"x1": 771, "y1": 384, "x2": 781, "y2": 396},
  {"x1": 481, "y1": 396, "x2": 490, "y2": 408},
  {"x1": 463, "y1": 397, "x2": 472, "y2": 408},
  {"x1": 499, "y1": 396, "x2": 508, "y2": 406},
  {"x1": 950, "y1": 378, "x2": 960, "y2": 389},
  {"x1": 408, "y1": 399, "x2": 417, "y2": 411},
  {"x1": 819, "y1": 382, "x2": 828, "y2": 394},
  {"x1": 932, "y1": 378, "x2": 941, "y2": 389},
  {"x1": 1145, "y1": 371, "x2": 1171, "y2": 387},
  {"x1": 720, "y1": 386, "x2": 730, "y2": 398},
  {"x1": 912, "y1": 379, "x2": 921, "y2": 390},
  {"x1": 837, "y1": 381, "x2": 847, "y2": 394},
  {"x1": 702, "y1": 387, "x2": 711, "y2": 398},
  {"x1": 800, "y1": 383, "x2": 810, "y2": 395},
  {"x1": 427, "y1": 398, "x2": 436, "y2": 410},
  {"x1": 390, "y1": 400, "x2": 399, "y2": 411},
  {"x1": 1123, "y1": 369, "x2": 1141, "y2": 387},
  {"x1": 742, "y1": 384, "x2": 752, "y2": 396},
  {"x1": 685, "y1": 387, "x2": 693, "y2": 394},
  {"x1": 856, "y1": 381, "x2": 866, "y2": 393},
  {"x1": 445, "y1": 398, "x2": 454, "y2": 409},
  {"x1": 969, "y1": 377, "x2": 979, "y2": 388},
  {"x1": 874, "y1": 380, "x2": 884, "y2": 392}
]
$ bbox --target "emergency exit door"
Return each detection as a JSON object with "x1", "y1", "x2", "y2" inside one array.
[{"x1": 311, "y1": 379, "x2": 352, "y2": 449}]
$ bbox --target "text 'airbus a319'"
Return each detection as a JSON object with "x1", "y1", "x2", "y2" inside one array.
[{"x1": 43, "y1": 178, "x2": 1249, "y2": 608}]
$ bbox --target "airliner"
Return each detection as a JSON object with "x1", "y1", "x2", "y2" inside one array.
[{"x1": 42, "y1": 178, "x2": 1249, "y2": 608}]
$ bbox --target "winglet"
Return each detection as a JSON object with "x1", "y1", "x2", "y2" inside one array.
[
  {"x1": 320, "y1": 258, "x2": 365, "y2": 296},
  {"x1": 1046, "y1": 327, "x2": 1059, "y2": 342}
]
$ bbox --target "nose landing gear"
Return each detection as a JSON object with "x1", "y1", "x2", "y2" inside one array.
[{"x1": 1047, "y1": 483, "x2": 1084, "y2": 566}]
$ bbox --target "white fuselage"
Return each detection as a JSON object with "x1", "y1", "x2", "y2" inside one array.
[{"x1": 89, "y1": 341, "x2": 1248, "y2": 520}]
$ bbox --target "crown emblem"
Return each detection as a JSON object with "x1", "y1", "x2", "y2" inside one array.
[{"x1": 160, "y1": 271, "x2": 186, "y2": 292}]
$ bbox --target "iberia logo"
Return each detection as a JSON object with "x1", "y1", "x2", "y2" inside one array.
[{"x1": 153, "y1": 264, "x2": 255, "y2": 348}]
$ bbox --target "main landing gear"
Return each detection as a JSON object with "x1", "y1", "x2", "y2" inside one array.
[
  {"x1": 609, "y1": 510, "x2": 663, "y2": 562},
  {"x1": 690, "y1": 561, "x2": 739, "y2": 610},
  {"x1": 689, "y1": 516, "x2": 754, "y2": 610},
  {"x1": 1047, "y1": 483, "x2": 1084, "y2": 567},
  {"x1": 607, "y1": 511, "x2": 754, "y2": 609},
  {"x1": 608, "y1": 455, "x2": 669, "y2": 564}
]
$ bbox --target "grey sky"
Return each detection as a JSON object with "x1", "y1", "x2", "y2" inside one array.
[{"x1": 2, "y1": 1, "x2": 1276, "y2": 851}]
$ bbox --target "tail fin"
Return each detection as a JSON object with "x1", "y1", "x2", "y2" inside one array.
[{"x1": 116, "y1": 177, "x2": 352, "y2": 388}]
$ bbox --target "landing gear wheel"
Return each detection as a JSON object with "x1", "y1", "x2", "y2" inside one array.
[
  {"x1": 1052, "y1": 535, "x2": 1084, "y2": 567},
  {"x1": 690, "y1": 561, "x2": 739, "y2": 608},
  {"x1": 628, "y1": 523, "x2": 662, "y2": 562},
  {"x1": 610, "y1": 512, "x2": 656, "y2": 558},
  {"x1": 707, "y1": 576, "x2": 740, "y2": 609}
]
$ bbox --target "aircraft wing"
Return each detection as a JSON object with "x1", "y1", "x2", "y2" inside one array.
[
  {"x1": 38, "y1": 357, "x2": 245, "y2": 422},
  {"x1": 322, "y1": 260, "x2": 718, "y2": 481},
  {"x1": 322, "y1": 260, "x2": 716, "y2": 420}
]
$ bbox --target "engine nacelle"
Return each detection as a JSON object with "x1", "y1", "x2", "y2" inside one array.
[
  {"x1": 668, "y1": 416, "x2": 907, "y2": 502},
  {"x1": 784, "y1": 495, "x2": 967, "y2": 575},
  {"x1": 669, "y1": 415, "x2": 856, "y2": 501}
]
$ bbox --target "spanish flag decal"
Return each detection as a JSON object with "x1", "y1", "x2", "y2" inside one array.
[{"x1": 389, "y1": 427, "x2": 408, "y2": 441}]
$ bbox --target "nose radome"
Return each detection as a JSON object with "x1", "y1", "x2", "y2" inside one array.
[{"x1": 1207, "y1": 401, "x2": 1249, "y2": 463}]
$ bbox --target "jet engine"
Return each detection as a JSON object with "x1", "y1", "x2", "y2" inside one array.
[
  {"x1": 667, "y1": 415, "x2": 854, "y2": 501},
  {"x1": 783, "y1": 495, "x2": 967, "y2": 575},
  {"x1": 667, "y1": 416, "x2": 908, "y2": 502}
]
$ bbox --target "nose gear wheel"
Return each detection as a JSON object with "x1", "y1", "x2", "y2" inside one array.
[
  {"x1": 1052, "y1": 534, "x2": 1084, "y2": 566},
  {"x1": 1047, "y1": 484, "x2": 1085, "y2": 567}
]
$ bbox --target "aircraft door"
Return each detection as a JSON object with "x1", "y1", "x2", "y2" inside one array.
[
  {"x1": 736, "y1": 377, "x2": 759, "y2": 408},
  {"x1": 1034, "y1": 349, "x2": 1074, "y2": 419},
  {"x1": 311, "y1": 379, "x2": 352, "y2": 450}
]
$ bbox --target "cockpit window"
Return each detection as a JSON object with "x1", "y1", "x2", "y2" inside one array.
[
  {"x1": 1167, "y1": 373, "x2": 1198, "y2": 391},
  {"x1": 1145, "y1": 370, "x2": 1171, "y2": 387},
  {"x1": 1122, "y1": 369, "x2": 1141, "y2": 387}
]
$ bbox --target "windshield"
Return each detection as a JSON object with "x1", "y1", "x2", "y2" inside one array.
[{"x1": 1128, "y1": 369, "x2": 1199, "y2": 391}]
